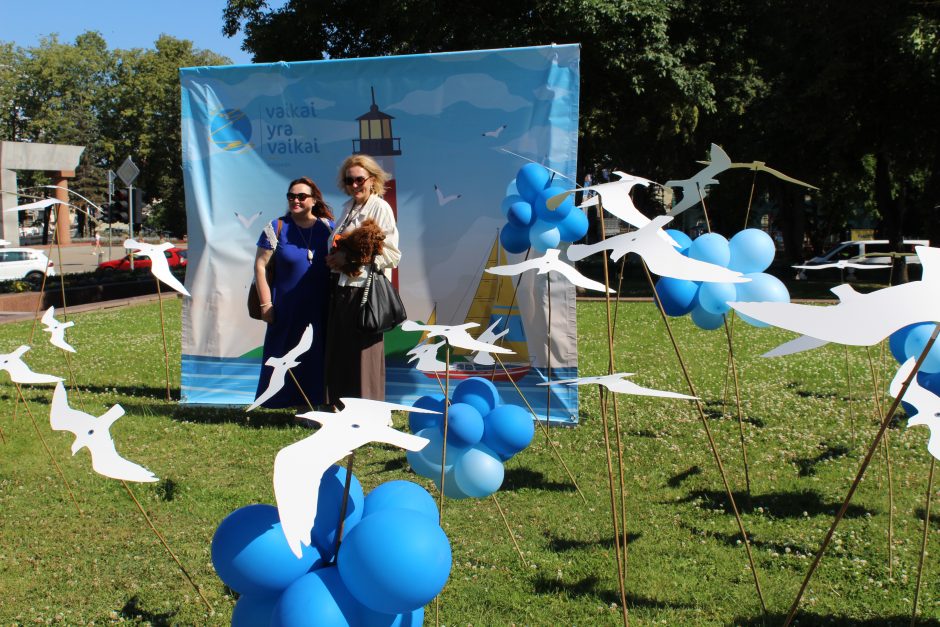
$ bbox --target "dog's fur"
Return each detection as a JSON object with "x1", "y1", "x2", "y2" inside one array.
[{"x1": 333, "y1": 218, "x2": 385, "y2": 277}]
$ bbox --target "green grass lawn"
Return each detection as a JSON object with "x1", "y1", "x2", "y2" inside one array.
[{"x1": 1, "y1": 298, "x2": 939, "y2": 625}]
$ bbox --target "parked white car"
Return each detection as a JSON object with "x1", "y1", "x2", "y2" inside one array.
[
  {"x1": 797, "y1": 239, "x2": 930, "y2": 279},
  {"x1": 0, "y1": 248, "x2": 56, "y2": 282}
]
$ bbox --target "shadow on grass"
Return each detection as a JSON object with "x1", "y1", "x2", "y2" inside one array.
[
  {"x1": 700, "y1": 400, "x2": 766, "y2": 427},
  {"x1": 502, "y1": 467, "x2": 578, "y2": 493},
  {"x1": 168, "y1": 404, "x2": 297, "y2": 429},
  {"x1": 120, "y1": 596, "x2": 177, "y2": 625},
  {"x1": 675, "y1": 489, "x2": 873, "y2": 519},
  {"x1": 532, "y1": 574, "x2": 693, "y2": 610},
  {"x1": 378, "y1": 456, "x2": 409, "y2": 473},
  {"x1": 682, "y1": 524, "x2": 813, "y2": 556},
  {"x1": 543, "y1": 530, "x2": 642, "y2": 552},
  {"x1": 794, "y1": 443, "x2": 851, "y2": 477},
  {"x1": 667, "y1": 465, "x2": 702, "y2": 488},
  {"x1": 734, "y1": 611, "x2": 940, "y2": 626}
]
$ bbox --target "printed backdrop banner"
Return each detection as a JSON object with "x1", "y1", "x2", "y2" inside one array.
[{"x1": 179, "y1": 44, "x2": 581, "y2": 424}]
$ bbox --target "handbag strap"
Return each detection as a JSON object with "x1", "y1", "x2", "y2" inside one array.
[{"x1": 359, "y1": 263, "x2": 377, "y2": 307}]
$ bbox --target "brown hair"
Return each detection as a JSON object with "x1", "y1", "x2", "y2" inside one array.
[
  {"x1": 287, "y1": 176, "x2": 333, "y2": 221},
  {"x1": 337, "y1": 154, "x2": 388, "y2": 197}
]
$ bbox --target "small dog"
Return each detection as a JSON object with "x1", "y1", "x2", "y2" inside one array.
[{"x1": 333, "y1": 218, "x2": 385, "y2": 277}]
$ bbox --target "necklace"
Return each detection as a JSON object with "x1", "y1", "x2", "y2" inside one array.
[{"x1": 296, "y1": 220, "x2": 315, "y2": 264}]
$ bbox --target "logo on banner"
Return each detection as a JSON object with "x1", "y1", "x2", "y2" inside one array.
[{"x1": 209, "y1": 108, "x2": 253, "y2": 153}]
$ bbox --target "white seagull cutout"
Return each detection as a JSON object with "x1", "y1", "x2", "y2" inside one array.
[
  {"x1": 665, "y1": 143, "x2": 733, "y2": 216},
  {"x1": 482, "y1": 124, "x2": 507, "y2": 138},
  {"x1": 487, "y1": 248, "x2": 613, "y2": 293},
  {"x1": 275, "y1": 398, "x2": 435, "y2": 557},
  {"x1": 6, "y1": 198, "x2": 72, "y2": 213},
  {"x1": 539, "y1": 373, "x2": 697, "y2": 400},
  {"x1": 434, "y1": 185, "x2": 461, "y2": 206},
  {"x1": 407, "y1": 340, "x2": 448, "y2": 372},
  {"x1": 470, "y1": 318, "x2": 510, "y2": 367},
  {"x1": 400, "y1": 320, "x2": 515, "y2": 355},
  {"x1": 698, "y1": 159, "x2": 818, "y2": 190},
  {"x1": 50, "y1": 382, "x2": 157, "y2": 482},
  {"x1": 566, "y1": 215, "x2": 748, "y2": 284},
  {"x1": 890, "y1": 357, "x2": 940, "y2": 460},
  {"x1": 41, "y1": 306, "x2": 76, "y2": 353},
  {"x1": 792, "y1": 260, "x2": 891, "y2": 271},
  {"x1": 0, "y1": 346, "x2": 62, "y2": 384},
  {"x1": 731, "y1": 246, "x2": 940, "y2": 346},
  {"x1": 762, "y1": 335, "x2": 830, "y2": 358},
  {"x1": 235, "y1": 211, "x2": 263, "y2": 229},
  {"x1": 248, "y1": 324, "x2": 314, "y2": 411},
  {"x1": 123, "y1": 239, "x2": 190, "y2": 297}
]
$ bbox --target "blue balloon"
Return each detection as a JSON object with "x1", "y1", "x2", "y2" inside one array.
[
  {"x1": 689, "y1": 233, "x2": 731, "y2": 267},
  {"x1": 233, "y1": 593, "x2": 279, "y2": 627},
  {"x1": 530, "y1": 219, "x2": 561, "y2": 253},
  {"x1": 506, "y1": 201, "x2": 535, "y2": 227},
  {"x1": 729, "y1": 228, "x2": 776, "y2": 273},
  {"x1": 665, "y1": 229, "x2": 692, "y2": 255},
  {"x1": 409, "y1": 394, "x2": 444, "y2": 432},
  {"x1": 444, "y1": 403, "x2": 485, "y2": 447},
  {"x1": 406, "y1": 428, "x2": 466, "y2": 480},
  {"x1": 515, "y1": 163, "x2": 551, "y2": 203},
  {"x1": 453, "y1": 377, "x2": 501, "y2": 416},
  {"x1": 453, "y1": 445, "x2": 505, "y2": 498},
  {"x1": 556, "y1": 208, "x2": 589, "y2": 243},
  {"x1": 655, "y1": 277, "x2": 699, "y2": 317},
  {"x1": 434, "y1": 464, "x2": 474, "y2": 499},
  {"x1": 500, "y1": 223, "x2": 530, "y2": 254},
  {"x1": 312, "y1": 465, "x2": 365, "y2": 563},
  {"x1": 905, "y1": 323, "x2": 940, "y2": 373},
  {"x1": 481, "y1": 404, "x2": 534, "y2": 460},
  {"x1": 735, "y1": 272, "x2": 790, "y2": 328},
  {"x1": 337, "y1": 508, "x2": 452, "y2": 614},
  {"x1": 534, "y1": 186, "x2": 573, "y2": 223},
  {"x1": 500, "y1": 193, "x2": 524, "y2": 217},
  {"x1": 272, "y1": 567, "x2": 359, "y2": 627},
  {"x1": 505, "y1": 179, "x2": 520, "y2": 198},
  {"x1": 212, "y1": 504, "x2": 324, "y2": 595},
  {"x1": 364, "y1": 481, "x2": 438, "y2": 521},
  {"x1": 920, "y1": 371, "x2": 940, "y2": 397},
  {"x1": 690, "y1": 304, "x2": 725, "y2": 331},
  {"x1": 697, "y1": 281, "x2": 736, "y2": 315},
  {"x1": 890, "y1": 324, "x2": 920, "y2": 364},
  {"x1": 359, "y1": 605, "x2": 424, "y2": 627}
]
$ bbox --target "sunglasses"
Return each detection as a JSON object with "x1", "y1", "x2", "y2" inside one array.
[
  {"x1": 344, "y1": 175, "x2": 372, "y2": 187},
  {"x1": 286, "y1": 192, "x2": 312, "y2": 201}
]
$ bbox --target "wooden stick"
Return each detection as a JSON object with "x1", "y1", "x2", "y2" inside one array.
[
  {"x1": 783, "y1": 326, "x2": 940, "y2": 626},
  {"x1": 545, "y1": 277, "x2": 553, "y2": 424},
  {"x1": 332, "y1": 452, "x2": 356, "y2": 560},
  {"x1": 438, "y1": 343, "x2": 451, "y2": 523},
  {"x1": 844, "y1": 345, "x2": 856, "y2": 449},
  {"x1": 866, "y1": 347, "x2": 895, "y2": 577},
  {"x1": 911, "y1": 457, "x2": 935, "y2": 627},
  {"x1": 490, "y1": 493, "x2": 527, "y2": 567},
  {"x1": 722, "y1": 316, "x2": 752, "y2": 499},
  {"x1": 287, "y1": 370, "x2": 315, "y2": 412},
  {"x1": 121, "y1": 480, "x2": 213, "y2": 614},
  {"x1": 155, "y1": 280, "x2": 172, "y2": 402}
]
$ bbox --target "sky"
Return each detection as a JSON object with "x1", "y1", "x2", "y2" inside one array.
[{"x1": 0, "y1": 0, "x2": 287, "y2": 65}]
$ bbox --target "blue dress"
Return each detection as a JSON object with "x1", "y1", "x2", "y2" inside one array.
[{"x1": 255, "y1": 215, "x2": 333, "y2": 408}]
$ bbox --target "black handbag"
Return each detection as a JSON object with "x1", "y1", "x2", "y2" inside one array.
[{"x1": 359, "y1": 263, "x2": 406, "y2": 333}]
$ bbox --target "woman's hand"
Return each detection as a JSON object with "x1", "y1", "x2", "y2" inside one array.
[
  {"x1": 261, "y1": 303, "x2": 275, "y2": 324},
  {"x1": 325, "y1": 249, "x2": 347, "y2": 271}
]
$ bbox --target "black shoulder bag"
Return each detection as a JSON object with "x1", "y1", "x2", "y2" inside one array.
[{"x1": 358, "y1": 263, "x2": 407, "y2": 333}]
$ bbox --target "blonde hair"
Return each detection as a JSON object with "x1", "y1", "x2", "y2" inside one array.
[{"x1": 338, "y1": 154, "x2": 388, "y2": 197}]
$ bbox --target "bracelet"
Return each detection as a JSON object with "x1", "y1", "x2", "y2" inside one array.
[{"x1": 260, "y1": 302, "x2": 273, "y2": 309}]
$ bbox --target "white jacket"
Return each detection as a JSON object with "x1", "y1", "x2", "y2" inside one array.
[{"x1": 329, "y1": 194, "x2": 401, "y2": 287}]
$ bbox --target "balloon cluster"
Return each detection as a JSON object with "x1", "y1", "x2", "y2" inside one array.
[
  {"x1": 212, "y1": 471, "x2": 451, "y2": 626},
  {"x1": 499, "y1": 163, "x2": 589, "y2": 254},
  {"x1": 406, "y1": 377, "x2": 535, "y2": 499},
  {"x1": 654, "y1": 228, "x2": 790, "y2": 330}
]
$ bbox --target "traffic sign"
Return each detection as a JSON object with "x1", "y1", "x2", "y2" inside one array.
[{"x1": 116, "y1": 157, "x2": 139, "y2": 186}]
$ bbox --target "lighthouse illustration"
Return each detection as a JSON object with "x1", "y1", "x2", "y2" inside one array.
[{"x1": 353, "y1": 87, "x2": 402, "y2": 287}]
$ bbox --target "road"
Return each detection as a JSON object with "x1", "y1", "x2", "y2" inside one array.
[{"x1": 36, "y1": 240, "x2": 187, "y2": 275}]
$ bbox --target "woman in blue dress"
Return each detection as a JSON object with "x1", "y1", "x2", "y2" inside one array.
[{"x1": 253, "y1": 177, "x2": 334, "y2": 408}]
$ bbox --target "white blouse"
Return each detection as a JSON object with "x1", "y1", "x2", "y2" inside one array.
[{"x1": 329, "y1": 193, "x2": 401, "y2": 287}]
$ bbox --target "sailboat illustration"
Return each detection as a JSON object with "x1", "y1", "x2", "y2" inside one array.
[{"x1": 412, "y1": 235, "x2": 531, "y2": 382}]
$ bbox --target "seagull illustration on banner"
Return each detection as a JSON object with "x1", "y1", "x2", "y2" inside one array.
[
  {"x1": 275, "y1": 398, "x2": 435, "y2": 557},
  {"x1": 50, "y1": 382, "x2": 158, "y2": 482},
  {"x1": 482, "y1": 124, "x2": 507, "y2": 138},
  {"x1": 890, "y1": 357, "x2": 940, "y2": 460},
  {"x1": 434, "y1": 184, "x2": 461, "y2": 206},
  {"x1": 0, "y1": 346, "x2": 62, "y2": 384},
  {"x1": 731, "y1": 246, "x2": 940, "y2": 346},
  {"x1": 486, "y1": 248, "x2": 613, "y2": 293},
  {"x1": 123, "y1": 239, "x2": 190, "y2": 297},
  {"x1": 41, "y1": 306, "x2": 76, "y2": 353},
  {"x1": 400, "y1": 320, "x2": 515, "y2": 354},
  {"x1": 566, "y1": 215, "x2": 748, "y2": 284},
  {"x1": 539, "y1": 373, "x2": 697, "y2": 400},
  {"x1": 665, "y1": 143, "x2": 732, "y2": 216},
  {"x1": 235, "y1": 211, "x2": 263, "y2": 229},
  {"x1": 248, "y1": 324, "x2": 314, "y2": 411}
]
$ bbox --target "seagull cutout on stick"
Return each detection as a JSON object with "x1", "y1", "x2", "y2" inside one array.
[
  {"x1": 792, "y1": 260, "x2": 890, "y2": 271},
  {"x1": 41, "y1": 306, "x2": 76, "y2": 353},
  {"x1": 235, "y1": 211, "x2": 263, "y2": 229},
  {"x1": 567, "y1": 215, "x2": 749, "y2": 284},
  {"x1": 434, "y1": 184, "x2": 461, "y2": 206},
  {"x1": 890, "y1": 357, "x2": 940, "y2": 460},
  {"x1": 665, "y1": 143, "x2": 732, "y2": 217},
  {"x1": 470, "y1": 318, "x2": 510, "y2": 366},
  {"x1": 482, "y1": 124, "x2": 507, "y2": 138},
  {"x1": 275, "y1": 398, "x2": 435, "y2": 557},
  {"x1": 123, "y1": 239, "x2": 190, "y2": 297},
  {"x1": 696, "y1": 159, "x2": 819, "y2": 190},
  {"x1": 248, "y1": 324, "x2": 314, "y2": 411},
  {"x1": 487, "y1": 248, "x2": 613, "y2": 293},
  {"x1": 0, "y1": 345, "x2": 62, "y2": 384},
  {"x1": 6, "y1": 198, "x2": 71, "y2": 212},
  {"x1": 400, "y1": 320, "x2": 515, "y2": 355},
  {"x1": 539, "y1": 373, "x2": 697, "y2": 400},
  {"x1": 50, "y1": 382, "x2": 157, "y2": 482},
  {"x1": 731, "y1": 245, "x2": 940, "y2": 346},
  {"x1": 407, "y1": 340, "x2": 447, "y2": 372}
]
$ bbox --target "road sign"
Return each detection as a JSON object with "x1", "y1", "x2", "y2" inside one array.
[
  {"x1": 116, "y1": 157, "x2": 139, "y2": 186},
  {"x1": 107, "y1": 170, "x2": 116, "y2": 196}
]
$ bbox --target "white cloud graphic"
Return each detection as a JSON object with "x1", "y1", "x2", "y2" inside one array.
[{"x1": 385, "y1": 74, "x2": 530, "y2": 115}]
